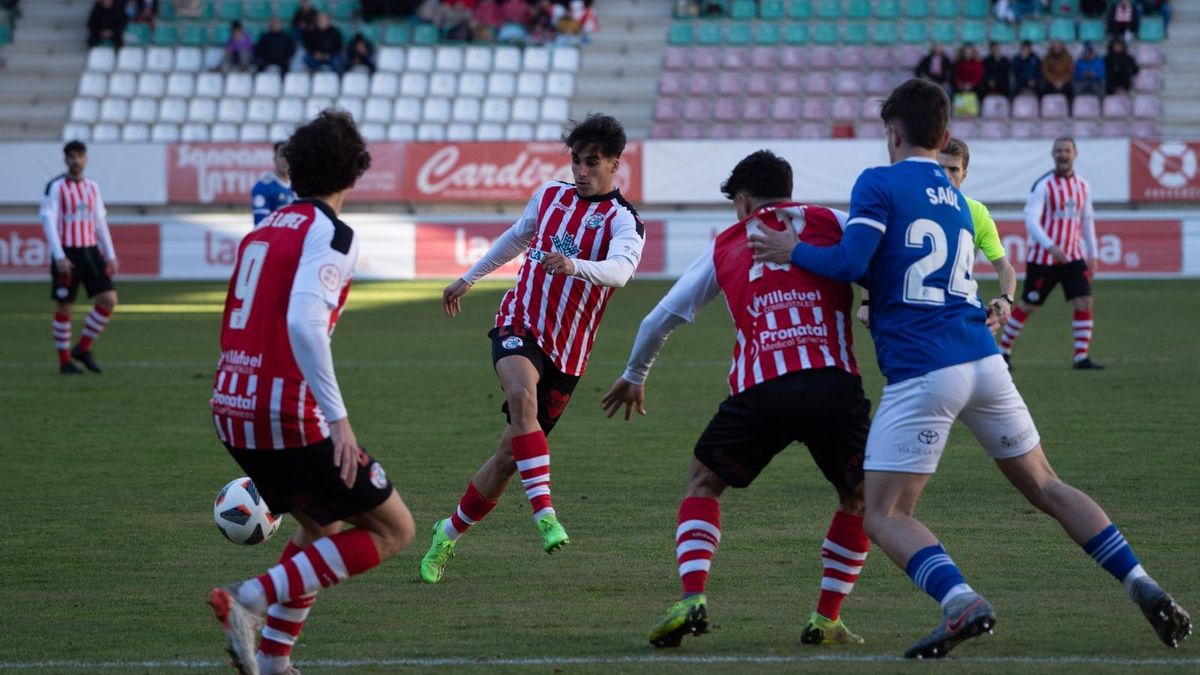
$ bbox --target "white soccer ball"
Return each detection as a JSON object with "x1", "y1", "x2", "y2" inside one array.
[{"x1": 213, "y1": 477, "x2": 283, "y2": 545}]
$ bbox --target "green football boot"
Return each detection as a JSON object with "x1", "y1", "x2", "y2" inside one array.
[
  {"x1": 648, "y1": 594, "x2": 709, "y2": 648},
  {"x1": 419, "y1": 519, "x2": 456, "y2": 584},
  {"x1": 800, "y1": 611, "x2": 865, "y2": 645},
  {"x1": 537, "y1": 514, "x2": 570, "y2": 553}
]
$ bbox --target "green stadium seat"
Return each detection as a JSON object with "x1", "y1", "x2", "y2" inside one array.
[
  {"x1": 330, "y1": 0, "x2": 357, "y2": 21},
  {"x1": 874, "y1": 0, "x2": 900, "y2": 19},
  {"x1": 933, "y1": 0, "x2": 958, "y2": 18},
  {"x1": 788, "y1": 0, "x2": 813, "y2": 20},
  {"x1": 759, "y1": 0, "x2": 785, "y2": 20},
  {"x1": 667, "y1": 23, "x2": 693, "y2": 45},
  {"x1": 216, "y1": 1, "x2": 242, "y2": 22},
  {"x1": 1079, "y1": 19, "x2": 1105, "y2": 42},
  {"x1": 843, "y1": 22, "x2": 868, "y2": 45},
  {"x1": 931, "y1": 21, "x2": 956, "y2": 43},
  {"x1": 846, "y1": 0, "x2": 870, "y2": 20},
  {"x1": 1139, "y1": 16, "x2": 1165, "y2": 42},
  {"x1": 964, "y1": 0, "x2": 989, "y2": 18},
  {"x1": 157, "y1": 0, "x2": 176, "y2": 20},
  {"x1": 152, "y1": 23, "x2": 178, "y2": 45},
  {"x1": 902, "y1": 22, "x2": 928, "y2": 43},
  {"x1": 871, "y1": 22, "x2": 899, "y2": 44},
  {"x1": 961, "y1": 21, "x2": 986, "y2": 44},
  {"x1": 816, "y1": 0, "x2": 840, "y2": 20},
  {"x1": 0, "y1": 24, "x2": 10, "y2": 45},
  {"x1": 812, "y1": 22, "x2": 838, "y2": 44},
  {"x1": 989, "y1": 21, "x2": 1017, "y2": 43},
  {"x1": 784, "y1": 23, "x2": 808, "y2": 44},
  {"x1": 696, "y1": 23, "x2": 722, "y2": 45},
  {"x1": 904, "y1": 0, "x2": 930, "y2": 20},
  {"x1": 1049, "y1": 18, "x2": 1075, "y2": 42},
  {"x1": 278, "y1": 1, "x2": 301, "y2": 20},
  {"x1": 246, "y1": 2, "x2": 273, "y2": 22},
  {"x1": 125, "y1": 22, "x2": 150, "y2": 44},
  {"x1": 412, "y1": 22, "x2": 439, "y2": 45},
  {"x1": 730, "y1": 0, "x2": 756, "y2": 20},
  {"x1": 180, "y1": 23, "x2": 206, "y2": 46},
  {"x1": 210, "y1": 23, "x2": 232, "y2": 46},
  {"x1": 354, "y1": 23, "x2": 380, "y2": 43},
  {"x1": 243, "y1": 22, "x2": 266, "y2": 40},
  {"x1": 1019, "y1": 21, "x2": 1047, "y2": 43},
  {"x1": 725, "y1": 23, "x2": 751, "y2": 45},
  {"x1": 1052, "y1": 0, "x2": 1078, "y2": 15},
  {"x1": 755, "y1": 23, "x2": 781, "y2": 45}
]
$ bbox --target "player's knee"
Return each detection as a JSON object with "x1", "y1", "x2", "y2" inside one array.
[
  {"x1": 862, "y1": 508, "x2": 892, "y2": 543},
  {"x1": 505, "y1": 387, "x2": 539, "y2": 424},
  {"x1": 98, "y1": 291, "x2": 117, "y2": 310},
  {"x1": 376, "y1": 505, "x2": 416, "y2": 558}
]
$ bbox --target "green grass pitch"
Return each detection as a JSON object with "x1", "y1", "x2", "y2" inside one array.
[{"x1": 0, "y1": 279, "x2": 1196, "y2": 674}]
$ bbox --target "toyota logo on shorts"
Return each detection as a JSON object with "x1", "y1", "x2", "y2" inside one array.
[{"x1": 918, "y1": 430, "x2": 940, "y2": 445}]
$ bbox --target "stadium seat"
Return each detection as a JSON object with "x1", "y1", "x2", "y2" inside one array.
[
  {"x1": 860, "y1": 97, "x2": 883, "y2": 119},
  {"x1": 510, "y1": 97, "x2": 539, "y2": 123},
  {"x1": 417, "y1": 123, "x2": 446, "y2": 141},
  {"x1": 517, "y1": 72, "x2": 545, "y2": 97},
  {"x1": 689, "y1": 72, "x2": 717, "y2": 96},
  {"x1": 421, "y1": 97, "x2": 450, "y2": 123},
  {"x1": 768, "y1": 97, "x2": 799, "y2": 122},
  {"x1": 1078, "y1": 19, "x2": 1105, "y2": 43},
  {"x1": 247, "y1": 73, "x2": 278, "y2": 99},
  {"x1": 1070, "y1": 119, "x2": 1099, "y2": 138},
  {"x1": 275, "y1": 97, "x2": 304, "y2": 123},
  {"x1": 151, "y1": 123, "x2": 180, "y2": 142},
  {"x1": 856, "y1": 121, "x2": 886, "y2": 138},
  {"x1": 1135, "y1": 69, "x2": 1162, "y2": 94},
  {"x1": 1102, "y1": 94, "x2": 1131, "y2": 118},
  {"x1": 805, "y1": 72, "x2": 832, "y2": 95},
  {"x1": 1049, "y1": 19, "x2": 1075, "y2": 42},
  {"x1": 1073, "y1": 95, "x2": 1101, "y2": 119},
  {"x1": 476, "y1": 123, "x2": 504, "y2": 141},
  {"x1": 755, "y1": 23, "x2": 781, "y2": 45},
  {"x1": 435, "y1": 46, "x2": 464, "y2": 72},
  {"x1": 812, "y1": 23, "x2": 837, "y2": 45},
  {"x1": 981, "y1": 95, "x2": 1010, "y2": 118},
  {"x1": 305, "y1": 96, "x2": 334, "y2": 117},
  {"x1": 482, "y1": 97, "x2": 511, "y2": 123},
  {"x1": 655, "y1": 98, "x2": 680, "y2": 122},
  {"x1": 776, "y1": 72, "x2": 802, "y2": 95},
  {"x1": 902, "y1": 23, "x2": 928, "y2": 44},
  {"x1": 337, "y1": 71, "x2": 367, "y2": 98},
  {"x1": 541, "y1": 97, "x2": 568, "y2": 122},
  {"x1": 246, "y1": 99, "x2": 275, "y2": 123},
  {"x1": 800, "y1": 123, "x2": 828, "y2": 139},
  {"x1": 787, "y1": 0, "x2": 813, "y2": 19},
  {"x1": 501, "y1": 122, "x2": 530, "y2": 140},
  {"x1": 776, "y1": 46, "x2": 801, "y2": 70},
  {"x1": 708, "y1": 97, "x2": 736, "y2": 122},
  {"x1": 546, "y1": 72, "x2": 574, "y2": 98},
  {"x1": 463, "y1": 46, "x2": 491, "y2": 71},
  {"x1": 1041, "y1": 94, "x2": 1069, "y2": 119},
  {"x1": 727, "y1": 23, "x2": 753, "y2": 45},
  {"x1": 814, "y1": 0, "x2": 838, "y2": 19},
  {"x1": 366, "y1": 72, "x2": 397, "y2": 98},
  {"x1": 210, "y1": 123, "x2": 238, "y2": 142},
  {"x1": 86, "y1": 47, "x2": 116, "y2": 72},
  {"x1": 750, "y1": 47, "x2": 779, "y2": 70},
  {"x1": 453, "y1": 71, "x2": 482, "y2": 97},
  {"x1": 188, "y1": 98, "x2": 217, "y2": 123},
  {"x1": 989, "y1": 22, "x2": 1017, "y2": 43},
  {"x1": 493, "y1": 46, "x2": 521, "y2": 72},
  {"x1": 335, "y1": 96, "x2": 364, "y2": 122},
  {"x1": 1139, "y1": 16, "x2": 1165, "y2": 42},
  {"x1": 681, "y1": 98, "x2": 710, "y2": 122},
  {"x1": 269, "y1": 123, "x2": 294, "y2": 141},
  {"x1": 1011, "y1": 94, "x2": 1039, "y2": 119},
  {"x1": 659, "y1": 72, "x2": 684, "y2": 95},
  {"x1": 100, "y1": 99, "x2": 130, "y2": 123},
  {"x1": 171, "y1": 47, "x2": 200, "y2": 73},
  {"x1": 963, "y1": 0, "x2": 988, "y2": 17},
  {"x1": 692, "y1": 47, "x2": 719, "y2": 70},
  {"x1": 312, "y1": 72, "x2": 339, "y2": 97},
  {"x1": 1100, "y1": 120, "x2": 1129, "y2": 136},
  {"x1": 532, "y1": 122, "x2": 559, "y2": 141},
  {"x1": 904, "y1": 0, "x2": 930, "y2": 19},
  {"x1": 934, "y1": 0, "x2": 958, "y2": 18},
  {"x1": 1040, "y1": 119, "x2": 1068, "y2": 137},
  {"x1": 382, "y1": 22, "x2": 411, "y2": 45},
  {"x1": 708, "y1": 124, "x2": 736, "y2": 139},
  {"x1": 871, "y1": 23, "x2": 898, "y2": 44},
  {"x1": 809, "y1": 46, "x2": 836, "y2": 69},
  {"x1": 452, "y1": 98, "x2": 481, "y2": 123},
  {"x1": 842, "y1": 23, "x2": 868, "y2": 45},
  {"x1": 181, "y1": 123, "x2": 210, "y2": 142},
  {"x1": 747, "y1": 72, "x2": 771, "y2": 95},
  {"x1": 240, "y1": 123, "x2": 269, "y2": 142},
  {"x1": 92, "y1": 123, "x2": 121, "y2": 142},
  {"x1": 180, "y1": 24, "x2": 206, "y2": 47},
  {"x1": 650, "y1": 123, "x2": 675, "y2": 139},
  {"x1": 1133, "y1": 96, "x2": 1161, "y2": 119},
  {"x1": 107, "y1": 72, "x2": 136, "y2": 98},
  {"x1": 217, "y1": 99, "x2": 247, "y2": 123},
  {"x1": 802, "y1": 98, "x2": 829, "y2": 121},
  {"x1": 448, "y1": 122, "x2": 477, "y2": 141},
  {"x1": 400, "y1": 72, "x2": 428, "y2": 97},
  {"x1": 145, "y1": 47, "x2": 173, "y2": 72},
  {"x1": 158, "y1": 98, "x2": 187, "y2": 123},
  {"x1": 1019, "y1": 21, "x2": 1047, "y2": 43},
  {"x1": 932, "y1": 22, "x2": 957, "y2": 44},
  {"x1": 1134, "y1": 43, "x2": 1163, "y2": 67},
  {"x1": 209, "y1": 23, "x2": 232, "y2": 46},
  {"x1": 961, "y1": 21, "x2": 986, "y2": 44},
  {"x1": 523, "y1": 48, "x2": 551, "y2": 73},
  {"x1": 1132, "y1": 120, "x2": 1158, "y2": 137},
  {"x1": 978, "y1": 119, "x2": 1006, "y2": 138},
  {"x1": 282, "y1": 72, "x2": 311, "y2": 98},
  {"x1": 125, "y1": 23, "x2": 151, "y2": 46},
  {"x1": 487, "y1": 72, "x2": 516, "y2": 97},
  {"x1": 730, "y1": 0, "x2": 756, "y2": 19},
  {"x1": 667, "y1": 23, "x2": 693, "y2": 46},
  {"x1": 165, "y1": 73, "x2": 194, "y2": 98},
  {"x1": 226, "y1": 72, "x2": 253, "y2": 98},
  {"x1": 247, "y1": 1, "x2": 273, "y2": 21},
  {"x1": 664, "y1": 47, "x2": 688, "y2": 71},
  {"x1": 784, "y1": 24, "x2": 808, "y2": 45},
  {"x1": 1010, "y1": 120, "x2": 1038, "y2": 138},
  {"x1": 377, "y1": 47, "x2": 405, "y2": 74},
  {"x1": 129, "y1": 98, "x2": 157, "y2": 123},
  {"x1": 385, "y1": 122, "x2": 415, "y2": 141},
  {"x1": 196, "y1": 72, "x2": 224, "y2": 98},
  {"x1": 412, "y1": 23, "x2": 439, "y2": 46},
  {"x1": 833, "y1": 97, "x2": 859, "y2": 120},
  {"x1": 406, "y1": 46, "x2": 435, "y2": 72},
  {"x1": 694, "y1": 23, "x2": 721, "y2": 46},
  {"x1": 393, "y1": 97, "x2": 422, "y2": 123},
  {"x1": 79, "y1": 72, "x2": 107, "y2": 98},
  {"x1": 836, "y1": 71, "x2": 864, "y2": 95}
]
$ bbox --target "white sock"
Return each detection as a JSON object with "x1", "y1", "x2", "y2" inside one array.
[
  {"x1": 940, "y1": 583, "x2": 976, "y2": 608},
  {"x1": 236, "y1": 579, "x2": 268, "y2": 613},
  {"x1": 1122, "y1": 564, "x2": 1150, "y2": 596},
  {"x1": 257, "y1": 652, "x2": 291, "y2": 675},
  {"x1": 533, "y1": 506, "x2": 555, "y2": 522}
]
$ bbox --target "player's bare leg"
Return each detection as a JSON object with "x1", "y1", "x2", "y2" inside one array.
[
  {"x1": 54, "y1": 300, "x2": 83, "y2": 374},
  {"x1": 1070, "y1": 295, "x2": 1103, "y2": 369},
  {"x1": 801, "y1": 484, "x2": 868, "y2": 646},
  {"x1": 72, "y1": 289, "x2": 117, "y2": 373},
  {"x1": 996, "y1": 445, "x2": 1190, "y2": 647}
]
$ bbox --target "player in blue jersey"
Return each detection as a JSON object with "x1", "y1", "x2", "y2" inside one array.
[
  {"x1": 749, "y1": 78, "x2": 1191, "y2": 659},
  {"x1": 251, "y1": 141, "x2": 295, "y2": 225}
]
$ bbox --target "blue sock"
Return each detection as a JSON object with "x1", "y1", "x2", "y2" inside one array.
[
  {"x1": 1083, "y1": 524, "x2": 1143, "y2": 586},
  {"x1": 905, "y1": 544, "x2": 973, "y2": 607}
]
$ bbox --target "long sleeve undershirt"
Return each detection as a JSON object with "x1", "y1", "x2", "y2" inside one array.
[{"x1": 286, "y1": 291, "x2": 348, "y2": 422}]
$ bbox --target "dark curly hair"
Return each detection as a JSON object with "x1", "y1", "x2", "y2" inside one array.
[
  {"x1": 63, "y1": 140, "x2": 87, "y2": 156},
  {"x1": 284, "y1": 110, "x2": 371, "y2": 198},
  {"x1": 880, "y1": 78, "x2": 950, "y2": 151},
  {"x1": 562, "y1": 113, "x2": 626, "y2": 158},
  {"x1": 721, "y1": 150, "x2": 793, "y2": 201}
]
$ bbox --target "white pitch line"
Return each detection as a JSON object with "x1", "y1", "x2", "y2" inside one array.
[{"x1": 2, "y1": 654, "x2": 1200, "y2": 670}]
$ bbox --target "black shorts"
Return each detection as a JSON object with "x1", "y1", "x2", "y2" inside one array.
[
  {"x1": 489, "y1": 325, "x2": 580, "y2": 435},
  {"x1": 50, "y1": 246, "x2": 114, "y2": 303},
  {"x1": 224, "y1": 439, "x2": 394, "y2": 526},
  {"x1": 694, "y1": 368, "x2": 870, "y2": 490},
  {"x1": 1021, "y1": 260, "x2": 1092, "y2": 306}
]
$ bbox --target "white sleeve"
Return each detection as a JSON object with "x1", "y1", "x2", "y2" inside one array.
[
  {"x1": 1080, "y1": 179, "x2": 1097, "y2": 258},
  {"x1": 1024, "y1": 178, "x2": 1056, "y2": 249},
  {"x1": 40, "y1": 180, "x2": 65, "y2": 261},
  {"x1": 287, "y1": 219, "x2": 359, "y2": 422},
  {"x1": 569, "y1": 211, "x2": 646, "y2": 288},
  {"x1": 92, "y1": 183, "x2": 116, "y2": 259},
  {"x1": 461, "y1": 188, "x2": 541, "y2": 284},
  {"x1": 830, "y1": 208, "x2": 850, "y2": 230}
]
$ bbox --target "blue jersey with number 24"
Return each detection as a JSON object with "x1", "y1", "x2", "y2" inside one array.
[{"x1": 850, "y1": 157, "x2": 997, "y2": 384}]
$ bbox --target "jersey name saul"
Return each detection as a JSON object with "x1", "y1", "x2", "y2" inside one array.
[{"x1": 851, "y1": 158, "x2": 997, "y2": 384}]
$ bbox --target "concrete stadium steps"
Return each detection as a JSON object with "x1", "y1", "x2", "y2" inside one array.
[
  {"x1": 0, "y1": 0, "x2": 90, "y2": 139},
  {"x1": 1161, "y1": 5, "x2": 1200, "y2": 136}
]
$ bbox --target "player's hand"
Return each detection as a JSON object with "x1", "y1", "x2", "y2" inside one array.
[
  {"x1": 329, "y1": 417, "x2": 360, "y2": 489},
  {"x1": 747, "y1": 225, "x2": 796, "y2": 265},
  {"x1": 987, "y1": 297, "x2": 1011, "y2": 332},
  {"x1": 542, "y1": 252, "x2": 575, "y2": 276},
  {"x1": 105, "y1": 256, "x2": 119, "y2": 277},
  {"x1": 1049, "y1": 246, "x2": 1069, "y2": 264},
  {"x1": 442, "y1": 278, "x2": 471, "y2": 318},
  {"x1": 54, "y1": 257, "x2": 73, "y2": 276},
  {"x1": 601, "y1": 377, "x2": 646, "y2": 421},
  {"x1": 856, "y1": 304, "x2": 870, "y2": 328},
  {"x1": 1086, "y1": 256, "x2": 1099, "y2": 279}
]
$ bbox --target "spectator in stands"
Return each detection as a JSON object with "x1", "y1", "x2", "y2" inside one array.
[
  {"x1": 126, "y1": 0, "x2": 156, "y2": 26},
  {"x1": 529, "y1": 0, "x2": 558, "y2": 44},
  {"x1": 1104, "y1": 38, "x2": 1139, "y2": 95},
  {"x1": 219, "y1": 21, "x2": 254, "y2": 72},
  {"x1": 255, "y1": 17, "x2": 296, "y2": 74},
  {"x1": 419, "y1": 0, "x2": 474, "y2": 39},
  {"x1": 1013, "y1": 40, "x2": 1042, "y2": 96},
  {"x1": 87, "y1": 0, "x2": 127, "y2": 49},
  {"x1": 345, "y1": 32, "x2": 376, "y2": 74},
  {"x1": 361, "y1": 0, "x2": 420, "y2": 20},
  {"x1": 303, "y1": 12, "x2": 345, "y2": 73},
  {"x1": 173, "y1": 0, "x2": 203, "y2": 19},
  {"x1": 915, "y1": 43, "x2": 954, "y2": 95},
  {"x1": 1107, "y1": 0, "x2": 1140, "y2": 40},
  {"x1": 1041, "y1": 39, "x2": 1075, "y2": 102},
  {"x1": 1139, "y1": 0, "x2": 1170, "y2": 37},
  {"x1": 1081, "y1": 0, "x2": 1108, "y2": 18},
  {"x1": 954, "y1": 44, "x2": 985, "y2": 98},
  {"x1": 1073, "y1": 42, "x2": 1105, "y2": 97},
  {"x1": 292, "y1": 0, "x2": 319, "y2": 40},
  {"x1": 576, "y1": 0, "x2": 598, "y2": 43},
  {"x1": 471, "y1": 0, "x2": 502, "y2": 42},
  {"x1": 982, "y1": 41, "x2": 1012, "y2": 101},
  {"x1": 495, "y1": 0, "x2": 532, "y2": 44}
]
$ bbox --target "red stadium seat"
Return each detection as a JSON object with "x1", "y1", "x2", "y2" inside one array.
[
  {"x1": 1039, "y1": 120, "x2": 1068, "y2": 137},
  {"x1": 802, "y1": 97, "x2": 830, "y2": 121},
  {"x1": 982, "y1": 95, "x2": 1010, "y2": 118},
  {"x1": 718, "y1": 72, "x2": 743, "y2": 96},
  {"x1": 751, "y1": 47, "x2": 780, "y2": 70},
  {"x1": 836, "y1": 72, "x2": 863, "y2": 95},
  {"x1": 714, "y1": 97, "x2": 741, "y2": 121},
  {"x1": 778, "y1": 72, "x2": 804, "y2": 95},
  {"x1": 1040, "y1": 94, "x2": 1069, "y2": 119},
  {"x1": 1100, "y1": 120, "x2": 1129, "y2": 136},
  {"x1": 1102, "y1": 94, "x2": 1131, "y2": 118},
  {"x1": 748, "y1": 71, "x2": 773, "y2": 95},
  {"x1": 688, "y1": 72, "x2": 717, "y2": 96},
  {"x1": 692, "y1": 47, "x2": 720, "y2": 71},
  {"x1": 832, "y1": 96, "x2": 858, "y2": 120},
  {"x1": 1133, "y1": 95, "x2": 1161, "y2": 119},
  {"x1": 809, "y1": 47, "x2": 836, "y2": 70},
  {"x1": 723, "y1": 47, "x2": 749, "y2": 70},
  {"x1": 654, "y1": 98, "x2": 681, "y2": 122},
  {"x1": 664, "y1": 47, "x2": 689, "y2": 71},
  {"x1": 1012, "y1": 94, "x2": 1039, "y2": 119},
  {"x1": 1070, "y1": 120, "x2": 1100, "y2": 138},
  {"x1": 980, "y1": 120, "x2": 1008, "y2": 138},
  {"x1": 1072, "y1": 95, "x2": 1101, "y2": 119},
  {"x1": 772, "y1": 97, "x2": 801, "y2": 121},
  {"x1": 781, "y1": 47, "x2": 805, "y2": 70},
  {"x1": 683, "y1": 98, "x2": 712, "y2": 121},
  {"x1": 743, "y1": 98, "x2": 769, "y2": 121},
  {"x1": 805, "y1": 72, "x2": 832, "y2": 95},
  {"x1": 1135, "y1": 69, "x2": 1161, "y2": 94},
  {"x1": 1132, "y1": 120, "x2": 1159, "y2": 137},
  {"x1": 660, "y1": 72, "x2": 685, "y2": 96}
]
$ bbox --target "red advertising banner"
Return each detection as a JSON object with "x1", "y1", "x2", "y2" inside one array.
[
  {"x1": 1130, "y1": 140, "x2": 1200, "y2": 202},
  {"x1": 413, "y1": 219, "x2": 665, "y2": 278},
  {"x1": 975, "y1": 219, "x2": 1182, "y2": 274},
  {"x1": 401, "y1": 141, "x2": 643, "y2": 203},
  {"x1": 0, "y1": 224, "x2": 160, "y2": 277}
]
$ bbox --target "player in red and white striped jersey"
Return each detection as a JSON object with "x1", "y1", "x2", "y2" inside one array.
[
  {"x1": 40, "y1": 141, "x2": 118, "y2": 375},
  {"x1": 206, "y1": 112, "x2": 415, "y2": 675},
  {"x1": 419, "y1": 114, "x2": 644, "y2": 582},
  {"x1": 1000, "y1": 137, "x2": 1103, "y2": 370},
  {"x1": 602, "y1": 151, "x2": 872, "y2": 648}
]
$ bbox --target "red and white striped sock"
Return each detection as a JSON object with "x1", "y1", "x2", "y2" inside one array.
[
  {"x1": 444, "y1": 481, "x2": 498, "y2": 540},
  {"x1": 999, "y1": 305, "x2": 1030, "y2": 354},
  {"x1": 1073, "y1": 310, "x2": 1094, "y2": 362},
  {"x1": 816, "y1": 511, "x2": 869, "y2": 621},
  {"x1": 52, "y1": 311, "x2": 72, "y2": 365},
  {"x1": 77, "y1": 305, "x2": 112, "y2": 351},
  {"x1": 237, "y1": 529, "x2": 380, "y2": 611},
  {"x1": 511, "y1": 430, "x2": 555, "y2": 522},
  {"x1": 257, "y1": 540, "x2": 317, "y2": 674},
  {"x1": 676, "y1": 496, "x2": 721, "y2": 596}
]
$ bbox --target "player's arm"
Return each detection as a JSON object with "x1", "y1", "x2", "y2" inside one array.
[
  {"x1": 93, "y1": 184, "x2": 118, "y2": 275},
  {"x1": 251, "y1": 183, "x2": 271, "y2": 225},
  {"x1": 1080, "y1": 180, "x2": 1099, "y2": 274},
  {"x1": 555, "y1": 214, "x2": 645, "y2": 287},
  {"x1": 40, "y1": 180, "x2": 70, "y2": 274},
  {"x1": 1024, "y1": 178, "x2": 1066, "y2": 263},
  {"x1": 602, "y1": 243, "x2": 720, "y2": 421},
  {"x1": 443, "y1": 187, "x2": 541, "y2": 317},
  {"x1": 287, "y1": 221, "x2": 360, "y2": 487}
]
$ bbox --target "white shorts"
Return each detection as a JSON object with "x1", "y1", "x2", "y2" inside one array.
[{"x1": 864, "y1": 354, "x2": 1040, "y2": 474}]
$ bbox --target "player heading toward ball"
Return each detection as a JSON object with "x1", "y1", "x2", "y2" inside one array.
[
  {"x1": 208, "y1": 110, "x2": 416, "y2": 675},
  {"x1": 603, "y1": 150, "x2": 873, "y2": 648},
  {"x1": 749, "y1": 78, "x2": 1190, "y2": 658},
  {"x1": 421, "y1": 113, "x2": 645, "y2": 583}
]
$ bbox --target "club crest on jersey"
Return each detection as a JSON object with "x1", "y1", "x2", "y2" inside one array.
[
  {"x1": 550, "y1": 234, "x2": 581, "y2": 258},
  {"x1": 319, "y1": 264, "x2": 341, "y2": 292},
  {"x1": 369, "y1": 462, "x2": 388, "y2": 489},
  {"x1": 584, "y1": 213, "x2": 606, "y2": 230},
  {"x1": 502, "y1": 336, "x2": 524, "y2": 350}
]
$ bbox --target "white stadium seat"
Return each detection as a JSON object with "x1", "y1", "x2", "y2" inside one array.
[
  {"x1": 305, "y1": 96, "x2": 334, "y2": 117},
  {"x1": 210, "y1": 123, "x2": 239, "y2": 142},
  {"x1": 493, "y1": 47, "x2": 521, "y2": 72},
  {"x1": 70, "y1": 98, "x2": 100, "y2": 123},
  {"x1": 422, "y1": 97, "x2": 451, "y2": 124},
  {"x1": 174, "y1": 47, "x2": 203, "y2": 72},
  {"x1": 360, "y1": 122, "x2": 387, "y2": 143},
  {"x1": 269, "y1": 123, "x2": 294, "y2": 142},
  {"x1": 546, "y1": 72, "x2": 575, "y2": 98},
  {"x1": 196, "y1": 72, "x2": 224, "y2": 98},
  {"x1": 253, "y1": 72, "x2": 282, "y2": 98},
  {"x1": 78, "y1": 72, "x2": 107, "y2": 98},
  {"x1": 400, "y1": 72, "x2": 429, "y2": 98},
  {"x1": 122, "y1": 123, "x2": 150, "y2": 142},
  {"x1": 246, "y1": 99, "x2": 275, "y2": 123},
  {"x1": 116, "y1": 48, "x2": 145, "y2": 72},
  {"x1": 137, "y1": 73, "x2": 166, "y2": 98},
  {"x1": 275, "y1": 97, "x2": 304, "y2": 123},
  {"x1": 504, "y1": 122, "x2": 534, "y2": 140},
  {"x1": 364, "y1": 97, "x2": 393, "y2": 123},
  {"x1": 187, "y1": 98, "x2": 217, "y2": 124},
  {"x1": 145, "y1": 47, "x2": 173, "y2": 72},
  {"x1": 430, "y1": 72, "x2": 458, "y2": 98},
  {"x1": 240, "y1": 123, "x2": 269, "y2": 142},
  {"x1": 387, "y1": 123, "x2": 416, "y2": 141},
  {"x1": 476, "y1": 122, "x2": 504, "y2": 141},
  {"x1": 283, "y1": 72, "x2": 311, "y2": 98},
  {"x1": 406, "y1": 46, "x2": 434, "y2": 72},
  {"x1": 334, "y1": 96, "x2": 364, "y2": 122},
  {"x1": 511, "y1": 97, "x2": 539, "y2": 123},
  {"x1": 370, "y1": 72, "x2": 399, "y2": 97},
  {"x1": 158, "y1": 98, "x2": 187, "y2": 123},
  {"x1": 107, "y1": 72, "x2": 136, "y2": 98},
  {"x1": 463, "y1": 46, "x2": 492, "y2": 72},
  {"x1": 435, "y1": 46, "x2": 464, "y2": 72},
  {"x1": 393, "y1": 97, "x2": 421, "y2": 123},
  {"x1": 312, "y1": 72, "x2": 340, "y2": 97},
  {"x1": 535, "y1": 122, "x2": 561, "y2": 141},
  {"x1": 447, "y1": 123, "x2": 475, "y2": 141},
  {"x1": 99, "y1": 99, "x2": 129, "y2": 123},
  {"x1": 541, "y1": 97, "x2": 568, "y2": 122},
  {"x1": 523, "y1": 48, "x2": 551, "y2": 73},
  {"x1": 91, "y1": 123, "x2": 120, "y2": 142},
  {"x1": 487, "y1": 72, "x2": 515, "y2": 97},
  {"x1": 203, "y1": 47, "x2": 225, "y2": 70},
  {"x1": 452, "y1": 98, "x2": 481, "y2": 123},
  {"x1": 378, "y1": 47, "x2": 405, "y2": 73},
  {"x1": 552, "y1": 47, "x2": 580, "y2": 72},
  {"x1": 517, "y1": 72, "x2": 545, "y2": 97},
  {"x1": 217, "y1": 98, "x2": 247, "y2": 123},
  {"x1": 86, "y1": 47, "x2": 116, "y2": 72},
  {"x1": 62, "y1": 123, "x2": 92, "y2": 141},
  {"x1": 416, "y1": 122, "x2": 446, "y2": 141},
  {"x1": 128, "y1": 98, "x2": 158, "y2": 123},
  {"x1": 166, "y1": 73, "x2": 195, "y2": 98},
  {"x1": 458, "y1": 72, "x2": 486, "y2": 98},
  {"x1": 151, "y1": 123, "x2": 180, "y2": 142},
  {"x1": 341, "y1": 72, "x2": 370, "y2": 98},
  {"x1": 181, "y1": 123, "x2": 210, "y2": 142},
  {"x1": 225, "y1": 72, "x2": 253, "y2": 98},
  {"x1": 481, "y1": 98, "x2": 511, "y2": 123}
]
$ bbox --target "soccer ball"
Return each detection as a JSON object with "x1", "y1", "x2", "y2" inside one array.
[{"x1": 214, "y1": 477, "x2": 283, "y2": 545}]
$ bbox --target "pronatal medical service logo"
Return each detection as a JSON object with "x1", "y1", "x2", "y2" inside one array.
[
  {"x1": 502, "y1": 336, "x2": 524, "y2": 350},
  {"x1": 1148, "y1": 142, "x2": 1197, "y2": 189},
  {"x1": 1131, "y1": 140, "x2": 1200, "y2": 202}
]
